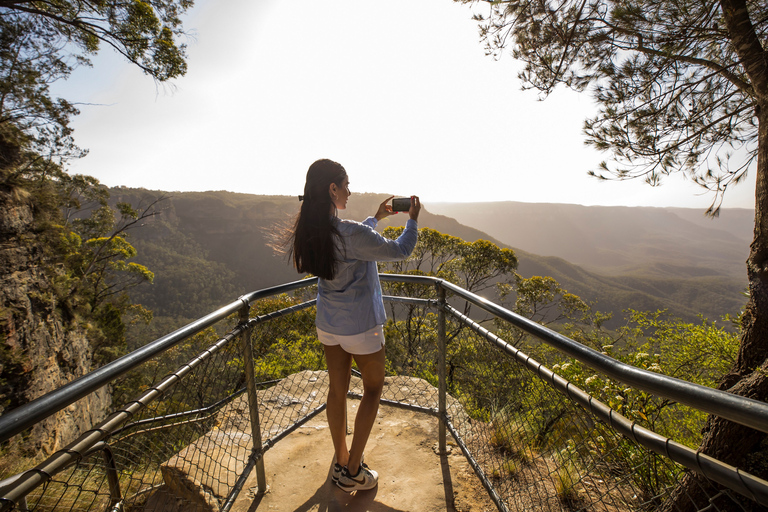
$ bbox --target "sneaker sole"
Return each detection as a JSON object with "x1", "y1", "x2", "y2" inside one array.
[{"x1": 336, "y1": 479, "x2": 378, "y2": 493}]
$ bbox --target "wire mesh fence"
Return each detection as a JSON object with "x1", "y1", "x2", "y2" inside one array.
[
  {"x1": 2, "y1": 318, "x2": 247, "y2": 511},
  {"x1": 1, "y1": 277, "x2": 767, "y2": 512},
  {"x1": 434, "y1": 298, "x2": 767, "y2": 512},
  {"x1": 0, "y1": 293, "x2": 324, "y2": 512}
]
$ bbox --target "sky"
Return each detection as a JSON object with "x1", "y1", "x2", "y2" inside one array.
[{"x1": 51, "y1": 0, "x2": 757, "y2": 210}]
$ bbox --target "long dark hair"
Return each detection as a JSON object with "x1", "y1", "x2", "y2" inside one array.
[{"x1": 291, "y1": 159, "x2": 347, "y2": 280}]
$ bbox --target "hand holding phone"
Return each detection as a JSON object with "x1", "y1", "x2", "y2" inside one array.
[{"x1": 391, "y1": 197, "x2": 411, "y2": 212}]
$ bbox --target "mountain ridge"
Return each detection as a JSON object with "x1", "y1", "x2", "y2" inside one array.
[
  {"x1": 110, "y1": 188, "x2": 747, "y2": 331},
  {"x1": 428, "y1": 201, "x2": 752, "y2": 280}
]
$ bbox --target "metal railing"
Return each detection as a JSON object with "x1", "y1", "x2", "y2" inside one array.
[{"x1": 0, "y1": 275, "x2": 766, "y2": 511}]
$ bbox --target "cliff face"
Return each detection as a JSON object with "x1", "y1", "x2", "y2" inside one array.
[{"x1": 0, "y1": 186, "x2": 110, "y2": 457}]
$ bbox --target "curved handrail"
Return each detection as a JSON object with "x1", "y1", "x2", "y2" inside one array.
[
  {"x1": 379, "y1": 274, "x2": 768, "y2": 434},
  {"x1": 3, "y1": 272, "x2": 767, "y2": 445},
  {"x1": 0, "y1": 277, "x2": 318, "y2": 444}
]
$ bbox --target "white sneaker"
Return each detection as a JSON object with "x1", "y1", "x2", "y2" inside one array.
[
  {"x1": 336, "y1": 462, "x2": 378, "y2": 492},
  {"x1": 331, "y1": 462, "x2": 343, "y2": 483},
  {"x1": 331, "y1": 453, "x2": 363, "y2": 483}
]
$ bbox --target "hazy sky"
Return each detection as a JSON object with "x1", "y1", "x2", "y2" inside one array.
[{"x1": 52, "y1": 0, "x2": 756, "y2": 210}]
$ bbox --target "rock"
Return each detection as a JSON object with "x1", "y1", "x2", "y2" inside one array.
[
  {"x1": 153, "y1": 371, "x2": 492, "y2": 512},
  {"x1": 160, "y1": 429, "x2": 253, "y2": 511},
  {"x1": 0, "y1": 187, "x2": 111, "y2": 456}
]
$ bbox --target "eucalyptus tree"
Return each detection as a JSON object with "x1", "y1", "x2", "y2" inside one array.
[
  {"x1": 457, "y1": 0, "x2": 768, "y2": 507},
  {"x1": 0, "y1": 0, "x2": 192, "y2": 162},
  {"x1": 0, "y1": 0, "x2": 192, "y2": 330},
  {"x1": 0, "y1": 1, "x2": 192, "y2": 371}
]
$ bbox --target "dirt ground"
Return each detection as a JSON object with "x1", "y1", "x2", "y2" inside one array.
[{"x1": 229, "y1": 400, "x2": 498, "y2": 512}]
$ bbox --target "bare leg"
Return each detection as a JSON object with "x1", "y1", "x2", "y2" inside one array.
[
  {"x1": 347, "y1": 347, "x2": 385, "y2": 475},
  {"x1": 324, "y1": 344, "x2": 353, "y2": 467}
]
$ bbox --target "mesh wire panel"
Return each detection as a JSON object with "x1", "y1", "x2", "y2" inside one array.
[
  {"x1": 9, "y1": 316, "x2": 248, "y2": 512},
  {"x1": 435, "y1": 305, "x2": 762, "y2": 512},
  {"x1": 443, "y1": 325, "x2": 660, "y2": 511},
  {"x1": 1, "y1": 296, "x2": 321, "y2": 512},
  {"x1": 2, "y1": 288, "x2": 767, "y2": 512},
  {"x1": 109, "y1": 325, "x2": 249, "y2": 512}
]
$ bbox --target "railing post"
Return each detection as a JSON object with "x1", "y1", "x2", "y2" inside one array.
[
  {"x1": 239, "y1": 302, "x2": 267, "y2": 495},
  {"x1": 437, "y1": 284, "x2": 447, "y2": 454}
]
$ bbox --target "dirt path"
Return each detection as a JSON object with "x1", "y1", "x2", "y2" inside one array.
[{"x1": 230, "y1": 401, "x2": 497, "y2": 512}]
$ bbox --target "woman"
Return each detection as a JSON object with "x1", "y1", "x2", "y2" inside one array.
[{"x1": 289, "y1": 158, "x2": 420, "y2": 492}]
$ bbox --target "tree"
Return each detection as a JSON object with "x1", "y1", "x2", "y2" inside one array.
[
  {"x1": 458, "y1": 0, "x2": 768, "y2": 507},
  {"x1": 379, "y1": 226, "x2": 517, "y2": 325},
  {"x1": 0, "y1": 0, "x2": 189, "y2": 457},
  {"x1": 380, "y1": 227, "x2": 522, "y2": 384},
  {"x1": 0, "y1": 0, "x2": 192, "y2": 361},
  {"x1": 34, "y1": 171, "x2": 157, "y2": 364},
  {"x1": 0, "y1": 0, "x2": 192, "y2": 161},
  {"x1": 380, "y1": 227, "x2": 517, "y2": 294},
  {"x1": 55, "y1": 174, "x2": 158, "y2": 310},
  {"x1": 497, "y1": 274, "x2": 597, "y2": 347}
]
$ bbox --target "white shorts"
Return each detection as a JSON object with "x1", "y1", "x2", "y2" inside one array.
[{"x1": 316, "y1": 325, "x2": 385, "y2": 355}]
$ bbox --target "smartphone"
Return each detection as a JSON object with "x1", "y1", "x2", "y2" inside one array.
[{"x1": 391, "y1": 197, "x2": 411, "y2": 212}]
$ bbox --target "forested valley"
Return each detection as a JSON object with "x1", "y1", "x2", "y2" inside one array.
[
  {"x1": 0, "y1": 173, "x2": 752, "y2": 509},
  {"x1": 112, "y1": 187, "x2": 748, "y2": 344}
]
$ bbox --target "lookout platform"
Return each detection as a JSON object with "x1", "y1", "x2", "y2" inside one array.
[
  {"x1": 144, "y1": 372, "x2": 495, "y2": 512},
  {"x1": 231, "y1": 402, "x2": 494, "y2": 512}
]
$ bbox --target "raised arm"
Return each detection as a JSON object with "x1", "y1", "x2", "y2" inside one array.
[
  {"x1": 347, "y1": 219, "x2": 419, "y2": 262},
  {"x1": 347, "y1": 196, "x2": 421, "y2": 262}
]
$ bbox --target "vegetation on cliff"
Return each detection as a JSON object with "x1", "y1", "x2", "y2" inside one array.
[
  {"x1": 0, "y1": 0, "x2": 193, "y2": 455},
  {"x1": 0, "y1": 141, "x2": 158, "y2": 457}
]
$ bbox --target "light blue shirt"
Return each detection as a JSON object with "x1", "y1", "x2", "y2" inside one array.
[{"x1": 316, "y1": 216, "x2": 419, "y2": 335}]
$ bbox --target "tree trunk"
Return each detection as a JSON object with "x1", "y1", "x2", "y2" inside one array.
[
  {"x1": 660, "y1": 104, "x2": 768, "y2": 512},
  {"x1": 661, "y1": 4, "x2": 768, "y2": 509}
]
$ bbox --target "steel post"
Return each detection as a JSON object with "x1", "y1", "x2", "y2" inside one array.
[
  {"x1": 437, "y1": 284, "x2": 447, "y2": 454},
  {"x1": 100, "y1": 443, "x2": 122, "y2": 508},
  {"x1": 239, "y1": 303, "x2": 267, "y2": 495}
]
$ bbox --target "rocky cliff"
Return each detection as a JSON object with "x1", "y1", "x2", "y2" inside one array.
[{"x1": 0, "y1": 184, "x2": 110, "y2": 457}]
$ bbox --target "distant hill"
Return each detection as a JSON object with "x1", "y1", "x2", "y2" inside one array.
[
  {"x1": 428, "y1": 202, "x2": 753, "y2": 281},
  {"x1": 513, "y1": 249, "x2": 744, "y2": 326},
  {"x1": 110, "y1": 188, "x2": 747, "y2": 333},
  {"x1": 109, "y1": 189, "x2": 506, "y2": 319}
]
